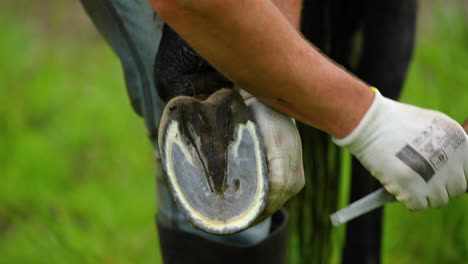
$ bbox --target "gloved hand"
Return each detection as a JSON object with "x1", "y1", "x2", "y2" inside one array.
[
  {"x1": 334, "y1": 89, "x2": 468, "y2": 211},
  {"x1": 241, "y1": 90, "x2": 305, "y2": 217}
]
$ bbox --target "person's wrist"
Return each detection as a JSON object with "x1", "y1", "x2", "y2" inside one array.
[
  {"x1": 333, "y1": 88, "x2": 383, "y2": 148},
  {"x1": 331, "y1": 86, "x2": 376, "y2": 139}
]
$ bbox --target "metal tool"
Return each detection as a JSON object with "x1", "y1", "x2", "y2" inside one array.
[{"x1": 330, "y1": 118, "x2": 468, "y2": 227}]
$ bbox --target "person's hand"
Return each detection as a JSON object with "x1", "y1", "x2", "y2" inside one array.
[
  {"x1": 334, "y1": 89, "x2": 468, "y2": 211},
  {"x1": 241, "y1": 90, "x2": 305, "y2": 217}
]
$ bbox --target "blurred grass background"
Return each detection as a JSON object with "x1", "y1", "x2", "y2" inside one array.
[{"x1": 0, "y1": 0, "x2": 467, "y2": 263}]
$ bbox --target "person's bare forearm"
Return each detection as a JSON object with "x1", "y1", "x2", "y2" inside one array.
[
  {"x1": 150, "y1": 0, "x2": 373, "y2": 138},
  {"x1": 269, "y1": 0, "x2": 302, "y2": 29}
]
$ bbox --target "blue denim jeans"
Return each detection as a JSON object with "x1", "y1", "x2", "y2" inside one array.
[{"x1": 80, "y1": 0, "x2": 271, "y2": 245}]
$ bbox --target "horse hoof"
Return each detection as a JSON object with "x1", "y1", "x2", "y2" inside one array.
[{"x1": 158, "y1": 89, "x2": 268, "y2": 234}]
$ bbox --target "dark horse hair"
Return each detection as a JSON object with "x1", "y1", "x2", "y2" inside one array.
[{"x1": 291, "y1": 1, "x2": 417, "y2": 263}]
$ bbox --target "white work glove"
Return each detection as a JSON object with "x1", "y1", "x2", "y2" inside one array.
[
  {"x1": 241, "y1": 90, "x2": 305, "y2": 216},
  {"x1": 334, "y1": 89, "x2": 468, "y2": 211}
]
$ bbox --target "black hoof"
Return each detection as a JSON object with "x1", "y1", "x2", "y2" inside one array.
[{"x1": 158, "y1": 89, "x2": 269, "y2": 234}]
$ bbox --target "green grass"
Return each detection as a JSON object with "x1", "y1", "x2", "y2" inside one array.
[
  {"x1": 0, "y1": 11, "x2": 161, "y2": 264},
  {"x1": 1, "y1": 2, "x2": 467, "y2": 264}
]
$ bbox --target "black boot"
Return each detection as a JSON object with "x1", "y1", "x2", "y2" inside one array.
[{"x1": 156, "y1": 210, "x2": 289, "y2": 264}]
